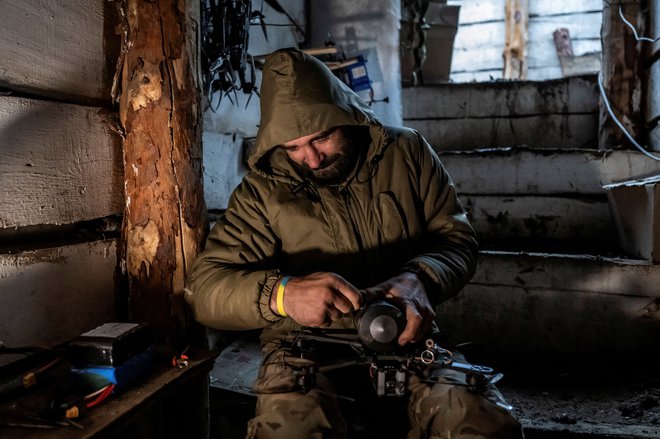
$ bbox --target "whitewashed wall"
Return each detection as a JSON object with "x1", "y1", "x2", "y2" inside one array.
[
  {"x1": 309, "y1": 0, "x2": 402, "y2": 127},
  {"x1": 0, "y1": 0, "x2": 121, "y2": 347},
  {"x1": 203, "y1": 0, "x2": 404, "y2": 210},
  {"x1": 202, "y1": 0, "x2": 305, "y2": 210},
  {"x1": 446, "y1": 0, "x2": 602, "y2": 82}
]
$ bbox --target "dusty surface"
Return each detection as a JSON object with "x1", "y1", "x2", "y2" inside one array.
[{"x1": 491, "y1": 356, "x2": 660, "y2": 438}]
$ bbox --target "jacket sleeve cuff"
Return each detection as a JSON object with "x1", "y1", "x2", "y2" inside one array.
[
  {"x1": 402, "y1": 261, "x2": 441, "y2": 305},
  {"x1": 259, "y1": 273, "x2": 284, "y2": 323}
]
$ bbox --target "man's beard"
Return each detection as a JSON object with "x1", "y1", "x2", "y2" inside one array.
[{"x1": 290, "y1": 127, "x2": 364, "y2": 186}]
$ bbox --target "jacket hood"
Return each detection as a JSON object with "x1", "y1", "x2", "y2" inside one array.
[{"x1": 250, "y1": 48, "x2": 380, "y2": 173}]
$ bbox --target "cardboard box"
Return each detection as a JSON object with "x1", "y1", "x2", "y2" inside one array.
[
  {"x1": 604, "y1": 175, "x2": 660, "y2": 261},
  {"x1": 400, "y1": 4, "x2": 460, "y2": 85}
]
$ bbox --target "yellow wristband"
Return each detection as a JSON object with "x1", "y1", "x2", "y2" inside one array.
[{"x1": 276, "y1": 276, "x2": 291, "y2": 317}]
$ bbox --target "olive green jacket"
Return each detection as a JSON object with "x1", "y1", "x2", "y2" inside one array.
[{"x1": 185, "y1": 49, "x2": 478, "y2": 342}]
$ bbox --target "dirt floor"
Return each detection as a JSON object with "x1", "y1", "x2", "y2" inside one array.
[{"x1": 491, "y1": 355, "x2": 660, "y2": 438}]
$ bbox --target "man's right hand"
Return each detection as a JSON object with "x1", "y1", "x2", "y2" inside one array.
[{"x1": 270, "y1": 272, "x2": 363, "y2": 327}]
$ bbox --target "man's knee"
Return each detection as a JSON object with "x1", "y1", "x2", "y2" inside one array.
[
  {"x1": 247, "y1": 390, "x2": 347, "y2": 439},
  {"x1": 409, "y1": 380, "x2": 524, "y2": 439}
]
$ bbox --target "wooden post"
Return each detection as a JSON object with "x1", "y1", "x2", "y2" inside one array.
[
  {"x1": 646, "y1": 0, "x2": 660, "y2": 151},
  {"x1": 116, "y1": 0, "x2": 207, "y2": 344},
  {"x1": 600, "y1": 0, "x2": 646, "y2": 150},
  {"x1": 503, "y1": 0, "x2": 528, "y2": 80}
]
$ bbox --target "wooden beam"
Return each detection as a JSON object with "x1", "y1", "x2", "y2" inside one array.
[
  {"x1": 0, "y1": 0, "x2": 119, "y2": 104},
  {"x1": 403, "y1": 75, "x2": 600, "y2": 150},
  {"x1": 0, "y1": 96, "x2": 123, "y2": 228},
  {"x1": 403, "y1": 75, "x2": 599, "y2": 119},
  {"x1": 461, "y1": 194, "x2": 613, "y2": 242},
  {"x1": 406, "y1": 114, "x2": 598, "y2": 150},
  {"x1": 0, "y1": 240, "x2": 118, "y2": 347},
  {"x1": 438, "y1": 148, "x2": 660, "y2": 195},
  {"x1": 451, "y1": 9, "x2": 602, "y2": 80},
  {"x1": 117, "y1": 0, "x2": 206, "y2": 344},
  {"x1": 437, "y1": 250, "x2": 660, "y2": 359},
  {"x1": 503, "y1": 0, "x2": 528, "y2": 79},
  {"x1": 600, "y1": 1, "x2": 645, "y2": 149}
]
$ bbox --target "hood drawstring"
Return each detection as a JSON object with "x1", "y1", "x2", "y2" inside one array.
[{"x1": 291, "y1": 180, "x2": 310, "y2": 194}]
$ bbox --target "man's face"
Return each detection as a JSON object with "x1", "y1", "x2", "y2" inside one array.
[{"x1": 281, "y1": 126, "x2": 362, "y2": 185}]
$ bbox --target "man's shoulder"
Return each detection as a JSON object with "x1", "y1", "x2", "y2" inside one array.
[
  {"x1": 379, "y1": 125, "x2": 426, "y2": 157},
  {"x1": 229, "y1": 169, "x2": 283, "y2": 201},
  {"x1": 382, "y1": 124, "x2": 419, "y2": 142}
]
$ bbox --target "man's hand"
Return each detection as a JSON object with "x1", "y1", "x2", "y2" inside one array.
[
  {"x1": 364, "y1": 272, "x2": 435, "y2": 346},
  {"x1": 270, "y1": 272, "x2": 362, "y2": 327}
]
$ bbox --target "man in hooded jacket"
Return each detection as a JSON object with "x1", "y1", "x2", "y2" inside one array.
[{"x1": 186, "y1": 49, "x2": 523, "y2": 439}]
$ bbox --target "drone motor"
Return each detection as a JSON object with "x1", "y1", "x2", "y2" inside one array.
[{"x1": 356, "y1": 300, "x2": 406, "y2": 352}]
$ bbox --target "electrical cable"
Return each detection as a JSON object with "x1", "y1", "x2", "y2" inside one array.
[
  {"x1": 85, "y1": 384, "x2": 115, "y2": 409},
  {"x1": 618, "y1": 4, "x2": 660, "y2": 43},
  {"x1": 597, "y1": 3, "x2": 660, "y2": 161},
  {"x1": 597, "y1": 72, "x2": 660, "y2": 161}
]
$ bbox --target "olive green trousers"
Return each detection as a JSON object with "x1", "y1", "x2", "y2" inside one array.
[{"x1": 245, "y1": 344, "x2": 524, "y2": 439}]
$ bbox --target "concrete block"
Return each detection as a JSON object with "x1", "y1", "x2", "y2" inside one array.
[{"x1": 604, "y1": 175, "x2": 660, "y2": 262}]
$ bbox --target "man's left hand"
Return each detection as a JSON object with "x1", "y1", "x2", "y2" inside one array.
[{"x1": 364, "y1": 272, "x2": 435, "y2": 346}]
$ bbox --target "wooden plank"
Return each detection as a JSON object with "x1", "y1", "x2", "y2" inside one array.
[
  {"x1": 451, "y1": 46, "x2": 503, "y2": 74},
  {"x1": 474, "y1": 251, "x2": 660, "y2": 302},
  {"x1": 526, "y1": 65, "x2": 563, "y2": 80},
  {"x1": 439, "y1": 285, "x2": 660, "y2": 358},
  {"x1": 437, "y1": 251, "x2": 660, "y2": 358},
  {"x1": 0, "y1": 0, "x2": 117, "y2": 103},
  {"x1": 528, "y1": 38, "x2": 601, "y2": 69},
  {"x1": 503, "y1": 0, "x2": 529, "y2": 80},
  {"x1": 449, "y1": 2, "x2": 601, "y2": 80},
  {"x1": 461, "y1": 195, "x2": 613, "y2": 241},
  {"x1": 450, "y1": 69, "x2": 502, "y2": 83},
  {"x1": 451, "y1": 40, "x2": 598, "y2": 80},
  {"x1": 529, "y1": 0, "x2": 602, "y2": 17},
  {"x1": 453, "y1": 22, "x2": 505, "y2": 50},
  {"x1": 453, "y1": 12, "x2": 600, "y2": 51},
  {"x1": 403, "y1": 75, "x2": 598, "y2": 118},
  {"x1": 0, "y1": 240, "x2": 118, "y2": 348},
  {"x1": 437, "y1": 149, "x2": 660, "y2": 195},
  {"x1": 0, "y1": 96, "x2": 123, "y2": 228},
  {"x1": 406, "y1": 113, "x2": 598, "y2": 150},
  {"x1": 552, "y1": 28, "x2": 601, "y2": 77},
  {"x1": 528, "y1": 11, "x2": 602, "y2": 42}
]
